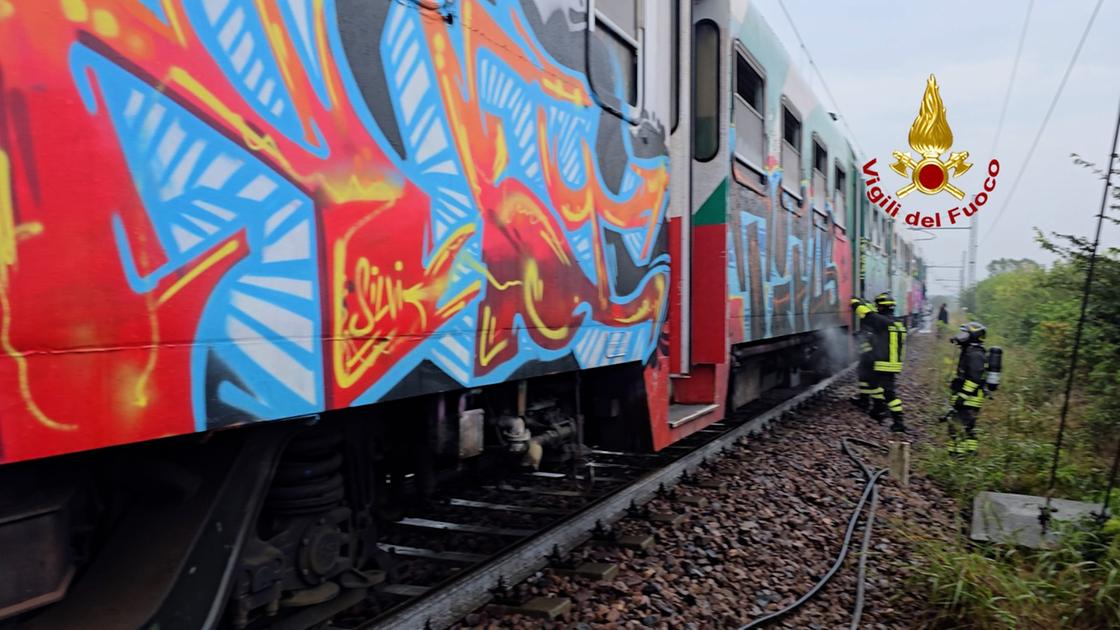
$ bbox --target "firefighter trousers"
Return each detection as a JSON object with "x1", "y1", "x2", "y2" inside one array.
[
  {"x1": 854, "y1": 354, "x2": 877, "y2": 411},
  {"x1": 947, "y1": 407, "x2": 980, "y2": 455},
  {"x1": 869, "y1": 372, "x2": 903, "y2": 423}
]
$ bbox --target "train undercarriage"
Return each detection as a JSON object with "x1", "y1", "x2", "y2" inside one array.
[{"x1": 0, "y1": 329, "x2": 848, "y2": 629}]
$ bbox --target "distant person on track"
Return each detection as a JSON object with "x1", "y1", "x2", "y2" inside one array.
[
  {"x1": 944, "y1": 322, "x2": 1001, "y2": 455},
  {"x1": 850, "y1": 293, "x2": 907, "y2": 432},
  {"x1": 937, "y1": 303, "x2": 949, "y2": 338}
]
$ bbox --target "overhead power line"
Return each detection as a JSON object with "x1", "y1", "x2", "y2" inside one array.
[
  {"x1": 970, "y1": 0, "x2": 1033, "y2": 289},
  {"x1": 990, "y1": 0, "x2": 1035, "y2": 157},
  {"x1": 981, "y1": 0, "x2": 1105, "y2": 244},
  {"x1": 775, "y1": 0, "x2": 864, "y2": 159}
]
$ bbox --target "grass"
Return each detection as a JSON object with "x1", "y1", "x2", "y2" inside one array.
[
  {"x1": 902, "y1": 329, "x2": 1120, "y2": 629},
  {"x1": 917, "y1": 332, "x2": 1111, "y2": 507},
  {"x1": 908, "y1": 523, "x2": 1120, "y2": 629}
]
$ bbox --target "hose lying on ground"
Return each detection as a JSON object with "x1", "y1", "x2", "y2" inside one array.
[{"x1": 738, "y1": 436, "x2": 887, "y2": 630}]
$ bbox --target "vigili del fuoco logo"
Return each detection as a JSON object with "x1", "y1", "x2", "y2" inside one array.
[{"x1": 861, "y1": 74, "x2": 1000, "y2": 228}]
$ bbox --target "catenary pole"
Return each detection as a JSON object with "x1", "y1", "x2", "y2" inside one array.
[{"x1": 1041, "y1": 93, "x2": 1120, "y2": 529}]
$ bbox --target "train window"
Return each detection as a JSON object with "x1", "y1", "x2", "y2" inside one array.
[
  {"x1": 597, "y1": 0, "x2": 637, "y2": 38},
  {"x1": 834, "y1": 162, "x2": 847, "y2": 228},
  {"x1": 783, "y1": 105, "x2": 801, "y2": 148},
  {"x1": 810, "y1": 135, "x2": 827, "y2": 210},
  {"x1": 592, "y1": 0, "x2": 640, "y2": 107},
  {"x1": 693, "y1": 19, "x2": 719, "y2": 162},
  {"x1": 780, "y1": 101, "x2": 801, "y2": 192},
  {"x1": 735, "y1": 50, "x2": 763, "y2": 112},
  {"x1": 733, "y1": 45, "x2": 765, "y2": 168},
  {"x1": 812, "y1": 139, "x2": 827, "y2": 175},
  {"x1": 670, "y1": 0, "x2": 679, "y2": 130}
]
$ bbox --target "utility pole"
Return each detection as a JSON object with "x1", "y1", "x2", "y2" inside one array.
[
  {"x1": 968, "y1": 214, "x2": 979, "y2": 287},
  {"x1": 968, "y1": 213, "x2": 980, "y2": 314},
  {"x1": 960, "y1": 250, "x2": 966, "y2": 299}
]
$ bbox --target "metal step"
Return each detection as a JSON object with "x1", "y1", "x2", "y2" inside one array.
[{"x1": 668, "y1": 403, "x2": 719, "y2": 428}]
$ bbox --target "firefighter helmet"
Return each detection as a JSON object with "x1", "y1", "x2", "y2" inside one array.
[
  {"x1": 953, "y1": 321, "x2": 986, "y2": 345},
  {"x1": 874, "y1": 292, "x2": 896, "y2": 312}
]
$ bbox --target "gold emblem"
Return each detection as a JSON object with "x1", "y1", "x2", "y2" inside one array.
[{"x1": 890, "y1": 75, "x2": 971, "y2": 199}]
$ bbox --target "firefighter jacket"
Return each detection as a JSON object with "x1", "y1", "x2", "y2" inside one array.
[
  {"x1": 851, "y1": 300, "x2": 906, "y2": 373},
  {"x1": 951, "y1": 343, "x2": 987, "y2": 408},
  {"x1": 856, "y1": 323, "x2": 873, "y2": 355}
]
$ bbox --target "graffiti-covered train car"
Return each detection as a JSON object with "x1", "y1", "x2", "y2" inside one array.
[{"x1": 0, "y1": 0, "x2": 923, "y2": 625}]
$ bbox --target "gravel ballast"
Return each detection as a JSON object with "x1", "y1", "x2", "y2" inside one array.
[{"x1": 454, "y1": 331, "x2": 957, "y2": 629}]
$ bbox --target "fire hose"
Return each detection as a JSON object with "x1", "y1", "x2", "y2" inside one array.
[{"x1": 738, "y1": 437, "x2": 887, "y2": 629}]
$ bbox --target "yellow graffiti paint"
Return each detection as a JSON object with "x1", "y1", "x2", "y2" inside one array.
[
  {"x1": 312, "y1": 0, "x2": 340, "y2": 106},
  {"x1": 433, "y1": 32, "x2": 447, "y2": 70},
  {"x1": 425, "y1": 223, "x2": 475, "y2": 272},
  {"x1": 478, "y1": 304, "x2": 509, "y2": 367},
  {"x1": 498, "y1": 191, "x2": 570, "y2": 266},
  {"x1": 254, "y1": 0, "x2": 297, "y2": 110},
  {"x1": 462, "y1": 1, "x2": 477, "y2": 109},
  {"x1": 61, "y1": 0, "x2": 88, "y2": 22},
  {"x1": 540, "y1": 77, "x2": 589, "y2": 106},
  {"x1": 0, "y1": 1, "x2": 15, "y2": 20},
  {"x1": 159, "y1": 0, "x2": 187, "y2": 46},
  {"x1": 167, "y1": 68, "x2": 401, "y2": 205},
  {"x1": 0, "y1": 150, "x2": 76, "y2": 431},
  {"x1": 522, "y1": 259, "x2": 570, "y2": 341},
  {"x1": 92, "y1": 8, "x2": 118, "y2": 37},
  {"x1": 464, "y1": 254, "x2": 521, "y2": 291},
  {"x1": 157, "y1": 239, "x2": 240, "y2": 306},
  {"x1": 492, "y1": 121, "x2": 508, "y2": 180},
  {"x1": 0, "y1": 151, "x2": 16, "y2": 280},
  {"x1": 132, "y1": 296, "x2": 160, "y2": 408},
  {"x1": 435, "y1": 280, "x2": 481, "y2": 319}
]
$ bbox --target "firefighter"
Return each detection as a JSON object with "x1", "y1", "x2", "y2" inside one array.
[
  {"x1": 850, "y1": 318, "x2": 877, "y2": 415},
  {"x1": 946, "y1": 322, "x2": 1001, "y2": 455},
  {"x1": 850, "y1": 293, "x2": 907, "y2": 432}
]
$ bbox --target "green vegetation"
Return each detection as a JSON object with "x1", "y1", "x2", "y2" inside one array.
[
  {"x1": 906, "y1": 216, "x2": 1120, "y2": 628},
  {"x1": 910, "y1": 523, "x2": 1120, "y2": 629}
]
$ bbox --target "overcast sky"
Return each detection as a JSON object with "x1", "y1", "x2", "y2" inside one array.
[{"x1": 751, "y1": 0, "x2": 1120, "y2": 295}]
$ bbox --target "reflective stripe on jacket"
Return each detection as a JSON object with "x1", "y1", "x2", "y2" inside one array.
[{"x1": 852, "y1": 302, "x2": 906, "y2": 373}]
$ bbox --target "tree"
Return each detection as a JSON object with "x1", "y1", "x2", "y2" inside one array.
[{"x1": 986, "y1": 258, "x2": 1041, "y2": 277}]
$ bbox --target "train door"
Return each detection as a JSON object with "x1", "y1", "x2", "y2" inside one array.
[
  {"x1": 667, "y1": 0, "x2": 732, "y2": 435},
  {"x1": 668, "y1": 0, "x2": 691, "y2": 377}
]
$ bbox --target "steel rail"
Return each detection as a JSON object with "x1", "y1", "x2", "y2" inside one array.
[{"x1": 368, "y1": 364, "x2": 856, "y2": 630}]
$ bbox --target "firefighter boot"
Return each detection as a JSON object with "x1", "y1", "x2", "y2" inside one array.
[
  {"x1": 889, "y1": 412, "x2": 906, "y2": 433},
  {"x1": 868, "y1": 399, "x2": 886, "y2": 424},
  {"x1": 959, "y1": 429, "x2": 979, "y2": 454}
]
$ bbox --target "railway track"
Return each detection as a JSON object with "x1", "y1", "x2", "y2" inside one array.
[{"x1": 348, "y1": 366, "x2": 855, "y2": 630}]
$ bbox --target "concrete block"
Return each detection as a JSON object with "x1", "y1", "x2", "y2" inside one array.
[
  {"x1": 617, "y1": 534, "x2": 654, "y2": 550},
  {"x1": 679, "y1": 495, "x2": 709, "y2": 508},
  {"x1": 505, "y1": 597, "x2": 571, "y2": 620},
  {"x1": 971, "y1": 491, "x2": 1103, "y2": 549},
  {"x1": 554, "y1": 562, "x2": 619, "y2": 581},
  {"x1": 649, "y1": 512, "x2": 686, "y2": 526}
]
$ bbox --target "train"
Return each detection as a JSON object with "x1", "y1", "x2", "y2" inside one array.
[{"x1": 0, "y1": 0, "x2": 924, "y2": 626}]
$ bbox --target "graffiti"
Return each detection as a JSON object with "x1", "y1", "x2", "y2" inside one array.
[
  {"x1": 726, "y1": 165, "x2": 851, "y2": 344},
  {"x1": 0, "y1": 0, "x2": 668, "y2": 462}
]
